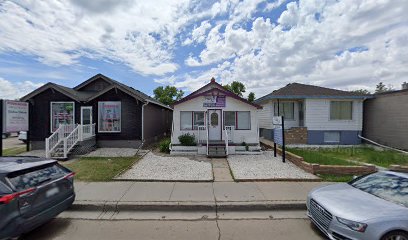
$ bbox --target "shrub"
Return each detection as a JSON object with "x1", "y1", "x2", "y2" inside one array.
[
  {"x1": 159, "y1": 138, "x2": 171, "y2": 153},
  {"x1": 178, "y1": 133, "x2": 196, "y2": 146}
]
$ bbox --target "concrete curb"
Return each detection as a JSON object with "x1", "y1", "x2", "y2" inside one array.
[{"x1": 70, "y1": 200, "x2": 307, "y2": 212}]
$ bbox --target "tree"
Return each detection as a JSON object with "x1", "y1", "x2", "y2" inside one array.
[
  {"x1": 247, "y1": 92, "x2": 255, "y2": 102},
  {"x1": 153, "y1": 86, "x2": 184, "y2": 106},
  {"x1": 223, "y1": 81, "x2": 246, "y2": 97},
  {"x1": 351, "y1": 89, "x2": 371, "y2": 95},
  {"x1": 375, "y1": 82, "x2": 393, "y2": 93}
]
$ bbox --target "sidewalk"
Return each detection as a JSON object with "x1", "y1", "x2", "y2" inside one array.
[{"x1": 71, "y1": 181, "x2": 330, "y2": 212}]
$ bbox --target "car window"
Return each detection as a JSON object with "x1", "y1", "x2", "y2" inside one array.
[
  {"x1": 350, "y1": 172, "x2": 408, "y2": 207},
  {"x1": 0, "y1": 181, "x2": 12, "y2": 194},
  {"x1": 7, "y1": 164, "x2": 70, "y2": 191}
]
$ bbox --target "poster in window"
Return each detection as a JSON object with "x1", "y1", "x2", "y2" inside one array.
[
  {"x1": 98, "y1": 102, "x2": 121, "y2": 132},
  {"x1": 51, "y1": 102, "x2": 74, "y2": 132}
]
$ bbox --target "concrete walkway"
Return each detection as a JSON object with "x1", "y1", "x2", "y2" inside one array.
[
  {"x1": 72, "y1": 181, "x2": 330, "y2": 212},
  {"x1": 212, "y1": 158, "x2": 234, "y2": 182}
]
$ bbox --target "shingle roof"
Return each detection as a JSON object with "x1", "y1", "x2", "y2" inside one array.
[{"x1": 255, "y1": 83, "x2": 372, "y2": 103}]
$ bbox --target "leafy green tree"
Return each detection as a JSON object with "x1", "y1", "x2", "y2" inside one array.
[
  {"x1": 247, "y1": 92, "x2": 255, "y2": 102},
  {"x1": 223, "y1": 81, "x2": 246, "y2": 97},
  {"x1": 153, "y1": 86, "x2": 184, "y2": 106},
  {"x1": 351, "y1": 89, "x2": 371, "y2": 95},
  {"x1": 375, "y1": 82, "x2": 393, "y2": 93}
]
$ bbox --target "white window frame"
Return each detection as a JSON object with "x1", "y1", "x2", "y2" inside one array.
[
  {"x1": 50, "y1": 102, "x2": 75, "y2": 133},
  {"x1": 273, "y1": 101, "x2": 295, "y2": 120},
  {"x1": 236, "y1": 111, "x2": 251, "y2": 130},
  {"x1": 330, "y1": 101, "x2": 353, "y2": 121},
  {"x1": 324, "y1": 132, "x2": 341, "y2": 143},
  {"x1": 98, "y1": 101, "x2": 122, "y2": 133}
]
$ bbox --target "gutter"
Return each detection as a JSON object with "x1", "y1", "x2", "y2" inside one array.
[{"x1": 141, "y1": 101, "x2": 149, "y2": 143}]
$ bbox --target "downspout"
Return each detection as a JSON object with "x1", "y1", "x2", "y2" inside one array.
[{"x1": 141, "y1": 101, "x2": 149, "y2": 143}]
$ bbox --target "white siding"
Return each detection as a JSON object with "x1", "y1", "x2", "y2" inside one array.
[
  {"x1": 304, "y1": 99, "x2": 363, "y2": 131},
  {"x1": 172, "y1": 96, "x2": 259, "y2": 144},
  {"x1": 258, "y1": 100, "x2": 300, "y2": 129}
]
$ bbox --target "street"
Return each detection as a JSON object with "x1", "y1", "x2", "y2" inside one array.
[{"x1": 22, "y1": 217, "x2": 325, "y2": 240}]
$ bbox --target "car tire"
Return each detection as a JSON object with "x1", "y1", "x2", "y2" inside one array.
[{"x1": 381, "y1": 230, "x2": 408, "y2": 240}]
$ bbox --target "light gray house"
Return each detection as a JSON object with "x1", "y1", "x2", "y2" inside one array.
[
  {"x1": 363, "y1": 83, "x2": 408, "y2": 150},
  {"x1": 255, "y1": 83, "x2": 371, "y2": 145}
]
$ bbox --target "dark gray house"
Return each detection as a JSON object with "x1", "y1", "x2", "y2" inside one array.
[
  {"x1": 21, "y1": 74, "x2": 172, "y2": 158},
  {"x1": 363, "y1": 84, "x2": 408, "y2": 150}
]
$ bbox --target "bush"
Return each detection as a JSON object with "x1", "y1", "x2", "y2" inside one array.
[
  {"x1": 178, "y1": 133, "x2": 196, "y2": 146},
  {"x1": 159, "y1": 138, "x2": 171, "y2": 153}
]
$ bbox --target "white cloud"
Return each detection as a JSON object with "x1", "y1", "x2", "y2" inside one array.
[
  {"x1": 0, "y1": 77, "x2": 44, "y2": 99},
  {"x1": 177, "y1": 0, "x2": 408, "y2": 97}
]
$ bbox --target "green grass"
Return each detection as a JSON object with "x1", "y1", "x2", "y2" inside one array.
[
  {"x1": 62, "y1": 156, "x2": 139, "y2": 182},
  {"x1": 318, "y1": 174, "x2": 355, "y2": 182},
  {"x1": 2, "y1": 146, "x2": 27, "y2": 156},
  {"x1": 288, "y1": 147, "x2": 408, "y2": 168},
  {"x1": 288, "y1": 148, "x2": 358, "y2": 166}
]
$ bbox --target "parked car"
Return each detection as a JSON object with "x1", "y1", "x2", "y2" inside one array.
[
  {"x1": 18, "y1": 131, "x2": 27, "y2": 143},
  {"x1": 0, "y1": 157, "x2": 75, "y2": 239},
  {"x1": 307, "y1": 171, "x2": 408, "y2": 240}
]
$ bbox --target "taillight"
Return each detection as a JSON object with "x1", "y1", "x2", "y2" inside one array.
[
  {"x1": 0, "y1": 187, "x2": 36, "y2": 204},
  {"x1": 64, "y1": 172, "x2": 76, "y2": 179}
]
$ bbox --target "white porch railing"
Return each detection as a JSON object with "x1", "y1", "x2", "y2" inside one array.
[
  {"x1": 225, "y1": 126, "x2": 234, "y2": 143},
  {"x1": 197, "y1": 126, "x2": 207, "y2": 144},
  {"x1": 224, "y1": 128, "x2": 229, "y2": 156},
  {"x1": 46, "y1": 123, "x2": 95, "y2": 159}
]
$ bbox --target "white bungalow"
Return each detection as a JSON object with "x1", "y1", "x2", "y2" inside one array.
[{"x1": 170, "y1": 78, "x2": 262, "y2": 157}]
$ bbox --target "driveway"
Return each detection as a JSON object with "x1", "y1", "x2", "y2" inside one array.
[{"x1": 2, "y1": 136, "x2": 25, "y2": 149}]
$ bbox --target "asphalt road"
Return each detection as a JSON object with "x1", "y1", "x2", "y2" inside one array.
[{"x1": 22, "y1": 218, "x2": 325, "y2": 240}]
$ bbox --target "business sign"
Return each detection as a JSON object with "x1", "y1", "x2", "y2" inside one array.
[
  {"x1": 3, "y1": 100, "x2": 29, "y2": 133},
  {"x1": 274, "y1": 126, "x2": 283, "y2": 146},
  {"x1": 272, "y1": 116, "x2": 282, "y2": 125},
  {"x1": 203, "y1": 95, "x2": 226, "y2": 107}
]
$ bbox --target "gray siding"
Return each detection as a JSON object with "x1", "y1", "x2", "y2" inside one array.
[{"x1": 363, "y1": 92, "x2": 408, "y2": 150}]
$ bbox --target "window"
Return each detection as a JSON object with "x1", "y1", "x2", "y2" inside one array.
[
  {"x1": 324, "y1": 132, "x2": 340, "y2": 143},
  {"x1": 274, "y1": 102, "x2": 294, "y2": 120},
  {"x1": 223, "y1": 111, "x2": 250, "y2": 130},
  {"x1": 224, "y1": 111, "x2": 236, "y2": 127},
  {"x1": 330, "y1": 101, "x2": 352, "y2": 120},
  {"x1": 51, "y1": 102, "x2": 75, "y2": 132},
  {"x1": 98, "y1": 101, "x2": 121, "y2": 132},
  {"x1": 181, "y1": 111, "x2": 205, "y2": 130},
  {"x1": 237, "y1": 112, "x2": 250, "y2": 130},
  {"x1": 193, "y1": 112, "x2": 205, "y2": 129},
  {"x1": 210, "y1": 112, "x2": 218, "y2": 127}
]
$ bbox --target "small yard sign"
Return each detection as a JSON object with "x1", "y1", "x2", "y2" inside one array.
[{"x1": 273, "y1": 116, "x2": 285, "y2": 163}]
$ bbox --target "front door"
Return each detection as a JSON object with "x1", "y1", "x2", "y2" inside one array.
[
  {"x1": 208, "y1": 109, "x2": 221, "y2": 141},
  {"x1": 81, "y1": 106, "x2": 92, "y2": 125}
]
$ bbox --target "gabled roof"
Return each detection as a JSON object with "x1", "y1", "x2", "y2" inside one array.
[
  {"x1": 20, "y1": 73, "x2": 172, "y2": 110},
  {"x1": 173, "y1": 78, "x2": 262, "y2": 109},
  {"x1": 255, "y1": 83, "x2": 372, "y2": 103}
]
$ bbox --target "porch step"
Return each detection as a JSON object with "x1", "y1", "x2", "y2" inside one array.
[{"x1": 208, "y1": 146, "x2": 226, "y2": 158}]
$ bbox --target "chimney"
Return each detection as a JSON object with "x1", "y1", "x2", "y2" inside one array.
[
  {"x1": 402, "y1": 82, "x2": 408, "y2": 90},
  {"x1": 210, "y1": 77, "x2": 216, "y2": 83}
]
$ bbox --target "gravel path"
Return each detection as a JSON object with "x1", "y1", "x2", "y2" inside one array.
[
  {"x1": 85, "y1": 148, "x2": 148, "y2": 157},
  {"x1": 116, "y1": 152, "x2": 213, "y2": 181},
  {"x1": 228, "y1": 151, "x2": 319, "y2": 180}
]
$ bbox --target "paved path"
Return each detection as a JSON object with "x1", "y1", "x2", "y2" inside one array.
[
  {"x1": 2, "y1": 136, "x2": 25, "y2": 149},
  {"x1": 73, "y1": 181, "x2": 329, "y2": 210},
  {"x1": 212, "y1": 158, "x2": 234, "y2": 182}
]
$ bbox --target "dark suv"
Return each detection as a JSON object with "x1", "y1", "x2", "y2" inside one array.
[{"x1": 0, "y1": 157, "x2": 75, "y2": 239}]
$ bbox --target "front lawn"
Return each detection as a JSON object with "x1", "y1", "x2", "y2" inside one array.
[
  {"x1": 288, "y1": 147, "x2": 408, "y2": 168},
  {"x1": 62, "y1": 156, "x2": 139, "y2": 181},
  {"x1": 2, "y1": 146, "x2": 27, "y2": 156},
  {"x1": 317, "y1": 174, "x2": 355, "y2": 182}
]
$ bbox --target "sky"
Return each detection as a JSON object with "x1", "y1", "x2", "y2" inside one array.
[{"x1": 0, "y1": 0, "x2": 407, "y2": 100}]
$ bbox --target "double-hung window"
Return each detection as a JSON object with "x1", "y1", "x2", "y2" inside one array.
[
  {"x1": 98, "y1": 101, "x2": 121, "y2": 132},
  {"x1": 273, "y1": 102, "x2": 294, "y2": 120},
  {"x1": 330, "y1": 101, "x2": 352, "y2": 120},
  {"x1": 180, "y1": 111, "x2": 205, "y2": 130},
  {"x1": 223, "y1": 111, "x2": 250, "y2": 130}
]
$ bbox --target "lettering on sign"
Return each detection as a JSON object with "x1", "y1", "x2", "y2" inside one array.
[
  {"x1": 203, "y1": 95, "x2": 226, "y2": 107},
  {"x1": 3, "y1": 100, "x2": 29, "y2": 133}
]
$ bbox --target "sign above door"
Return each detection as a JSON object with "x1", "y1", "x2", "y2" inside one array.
[{"x1": 203, "y1": 95, "x2": 226, "y2": 108}]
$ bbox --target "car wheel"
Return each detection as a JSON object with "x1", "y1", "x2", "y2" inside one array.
[{"x1": 382, "y1": 230, "x2": 408, "y2": 240}]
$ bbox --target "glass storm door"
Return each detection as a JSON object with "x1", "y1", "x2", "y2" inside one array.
[
  {"x1": 81, "y1": 106, "x2": 92, "y2": 125},
  {"x1": 208, "y1": 109, "x2": 222, "y2": 141}
]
